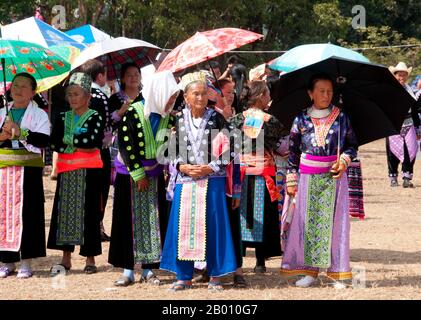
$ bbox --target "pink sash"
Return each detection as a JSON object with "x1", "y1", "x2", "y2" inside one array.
[
  {"x1": 299, "y1": 154, "x2": 337, "y2": 174},
  {"x1": 0, "y1": 166, "x2": 24, "y2": 252}
]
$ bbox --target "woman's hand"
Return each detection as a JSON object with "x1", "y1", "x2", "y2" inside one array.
[
  {"x1": 3, "y1": 120, "x2": 20, "y2": 138},
  {"x1": 222, "y1": 105, "x2": 233, "y2": 119},
  {"x1": 118, "y1": 100, "x2": 131, "y2": 118},
  {"x1": 330, "y1": 161, "x2": 347, "y2": 179},
  {"x1": 179, "y1": 164, "x2": 213, "y2": 178},
  {"x1": 136, "y1": 176, "x2": 149, "y2": 192},
  {"x1": 287, "y1": 185, "x2": 298, "y2": 197},
  {"x1": 232, "y1": 198, "x2": 240, "y2": 210},
  {"x1": 0, "y1": 130, "x2": 12, "y2": 142}
]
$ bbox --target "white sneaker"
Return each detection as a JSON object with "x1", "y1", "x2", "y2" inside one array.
[{"x1": 295, "y1": 276, "x2": 317, "y2": 288}]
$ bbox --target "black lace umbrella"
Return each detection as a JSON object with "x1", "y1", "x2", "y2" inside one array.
[{"x1": 269, "y1": 57, "x2": 417, "y2": 146}]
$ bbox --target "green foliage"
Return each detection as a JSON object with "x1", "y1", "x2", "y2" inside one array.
[{"x1": 0, "y1": 0, "x2": 419, "y2": 78}]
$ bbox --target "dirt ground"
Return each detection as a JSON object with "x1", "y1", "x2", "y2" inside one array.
[{"x1": 1, "y1": 138, "x2": 421, "y2": 300}]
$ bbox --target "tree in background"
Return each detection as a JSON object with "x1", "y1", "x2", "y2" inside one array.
[{"x1": 0, "y1": 0, "x2": 419, "y2": 78}]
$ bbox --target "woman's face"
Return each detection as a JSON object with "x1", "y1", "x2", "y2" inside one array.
[
  {"x1": 184, "y1": 82, "x2": 208, "y2": 112},
  {"x1": 216, "y1": 82, "x2": 235, "y2": 108},
  {"x1": 66, "y1": 86, "x2": 90, "y2": 111},
  {"x1": 122, "y1": 67, "x2": 141, "y2": 90},
  {"x1": 10, "y1": 76, "x2": 35, "y2": 106},
  {"x1": 260, "y1": 87, "x2": 271, "y2": 110},
  {"x1": 308, "y1": 79, "x2": 333, "y2": 109}
]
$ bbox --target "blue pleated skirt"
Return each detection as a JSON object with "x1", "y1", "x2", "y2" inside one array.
[{"x1": 160, "y1": 177, "x2": 237, "y2": 280}]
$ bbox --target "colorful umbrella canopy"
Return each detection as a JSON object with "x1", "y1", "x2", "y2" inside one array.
[
  {"x1": 0, "y1": 39, "x2": 71, "y2": 95},
  {"x1": 65, "y1": 24, "x2": 112, "y2": 45},
  {"x1": 269, "y1": 57, "x2": 416, "y2": 146},
  {"x1": 71, "y1": 37, "x2": 161, "y2": 80},
  {"x1": 1, "y1": 17, "x2": 86, "y2": 50},
  {"x1": 157, "y1": 28, "x2": 263, "y2": 73},
  {"x1": 268, "y1": 43, "x2": 369, "y2": 73},
  {"x1": 36, "y1": 45, "x2": 81, "y2": 93}
]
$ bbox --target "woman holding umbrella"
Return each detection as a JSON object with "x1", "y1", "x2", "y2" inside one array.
[
  {"x1": 280, "y1": 73, "x2": 358, "y2": 288},
  {"x1": 0, "y1": 73, "x2": 50, "y2": 278}
]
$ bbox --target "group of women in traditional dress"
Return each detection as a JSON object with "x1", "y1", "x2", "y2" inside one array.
[{"x1": 11, "y1": 54, "x2": 417, "y2": 291}]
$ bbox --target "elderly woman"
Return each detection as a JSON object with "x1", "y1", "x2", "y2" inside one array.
[
  {"x1": 108, "y1": 70, "x2": 179, "y2": 286},
  {"x1": 0, "y1": 73, "x2": 50, "y2": 278},
  {"x1": 386, "y1": 62, "x2": 420, "y2": 188},
  {"x1": 47, "y1": 72, "x2": 105, "y2": 274},
  {"x1": 229, "y1": 80, "x2": 287, "y2": 277},
  {"x1": 280, "y1": 73, "x2": 358, "y2": 288},
  {"x1": 160, "y1": 72, "x2": 238, "y2": 291}
]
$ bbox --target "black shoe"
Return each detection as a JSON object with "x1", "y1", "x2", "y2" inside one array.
[
  {"x1": 233, "y1": 274, "x2": 248, "y2": 288},
  {"x1": 253, "y1": 265, "x2": 266, "y2": 274},
  {"x1": 390, "y1": 179, "x2": 398, "y2": 187},
  {"x1": 101, "y1": 232, "x2": 111, "y2": 242},
  {"x1": 403, "y1": 178, "x2": 414, "y2": 188}
]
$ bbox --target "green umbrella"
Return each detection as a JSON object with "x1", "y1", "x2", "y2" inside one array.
[
  {"x1": 0, "y1": 39, "x2": 71, "y2": 111},
  {"x1": 36, "y1": 45, "x2": 81, "y2": 93}
]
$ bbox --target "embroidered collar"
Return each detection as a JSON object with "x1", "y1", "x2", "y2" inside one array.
[
  {"x1": 307, "y1": 105, "x2": 333, "y2": 119},
  {"x1": 310, "y1": 106, "x2": 340, "y2": 147}
]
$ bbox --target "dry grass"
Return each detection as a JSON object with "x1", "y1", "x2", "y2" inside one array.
[{"x1": 1, "y1": 139, "x2": 421, "y2": 300}]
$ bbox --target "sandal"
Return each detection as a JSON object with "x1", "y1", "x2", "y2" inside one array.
[
  {"x1": 169, "y1": 281, "x2": 192, "y2": 292},
  {"x1": 233, "y1": 274, "x2": 248, "y2": 288},
  {"x1": 140, "y1": 273, "x2": 161, "y2": 285},
  {"x1": 83, "y1": 265, "x2": 97, "y2": 274},
  {"x1": 17, "y1": 269, "x2": 33, "y2": 279},
  {"x1": 0, "y1": 266, "x2": 15, "y2": 279},
  {"x1": 114, "y1": 276, "x2": 134, "y2": 287},
  {"x1": 208, "y1": 281, "x2": 224, "y2": 292}
]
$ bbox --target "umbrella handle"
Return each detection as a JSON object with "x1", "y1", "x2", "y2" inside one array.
[
  {"x1": 1, "y1": 58, "x2": 9, "y2": 114},
  {"x1": 4, "y1": 115, "x2": 15, "y2": 139},
  {"x1": 337, "y1": 117, "x2": 341, "y2": 165},
  {"x1": 208, "y1": 61, "x2": 225, "y2": 98}
]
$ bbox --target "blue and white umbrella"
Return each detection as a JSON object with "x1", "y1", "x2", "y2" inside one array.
[
  {"x1": 1, "y1": 17, "x2": 86, "y2": 50},
  {"x1": 65, "y1": 24, "x2": 112, "y2": 45},
  {"x1": 269, "y1": 43, "x2": 369, "y2": 73}
]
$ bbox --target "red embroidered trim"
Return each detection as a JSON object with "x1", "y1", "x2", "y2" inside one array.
[{"x1": 310, "y1": 107, "x2": 340, "y2": 147}]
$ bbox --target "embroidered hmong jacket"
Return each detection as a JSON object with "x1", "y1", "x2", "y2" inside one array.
[
  {"x1": 118, "y1": 101, "x2": 174, "y2": 182},
  {"x1": 170, "y1": 107, "x2": 239, "y2": 184},
  {"x1": 229, "y1": 108, "x2": 289, "y2": 156},
  {"x1": 50, "y1": 109, "x2": 105, "y2": 154},
  {"x1": 287, "y1": 106, "x2": 358, "y2": 174},
  {"x1": 108, "y1": 91, "x2": 143, "y2": 131}
]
